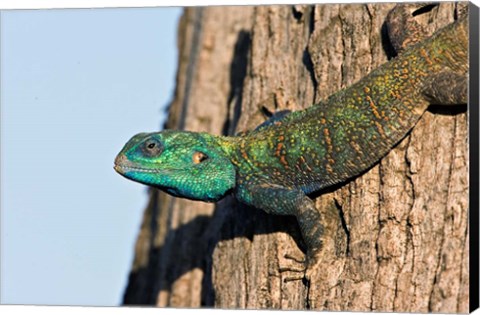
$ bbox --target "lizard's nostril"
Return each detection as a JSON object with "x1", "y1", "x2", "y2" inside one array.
[{"x1": 114, "y1": 154, "x2": 128, "y2": 170}]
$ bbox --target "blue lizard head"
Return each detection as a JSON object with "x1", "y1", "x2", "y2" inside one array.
[{"x1": 114, "y1": 130, "x2": 236, "y2": 202}]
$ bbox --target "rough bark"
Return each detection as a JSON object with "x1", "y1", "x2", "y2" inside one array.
[{"x1": 122, "y1": 3, "x2": 469, "y2": 313}]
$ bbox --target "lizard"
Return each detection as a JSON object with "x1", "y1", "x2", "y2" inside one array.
[{"x1": 114, "y1": 4, "x2": 468, "y2": 278}]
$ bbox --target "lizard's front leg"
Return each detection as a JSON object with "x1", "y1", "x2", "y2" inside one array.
[{"x1": 236, "y1": 182, "x2": 326, "y2": 279}]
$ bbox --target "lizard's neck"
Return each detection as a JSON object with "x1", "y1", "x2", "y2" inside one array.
[{"x1": 211, "y1": 134, "x2": 240, "y2": 158}]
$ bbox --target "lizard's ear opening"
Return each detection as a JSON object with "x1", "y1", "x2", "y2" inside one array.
[{"x1": 192, "y1": 151, "x2": 209, "y2": 164}]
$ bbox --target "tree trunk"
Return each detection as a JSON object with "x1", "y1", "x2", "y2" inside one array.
[{"x1": 122, "y1": 3, "x2": 469, "y2": 313}]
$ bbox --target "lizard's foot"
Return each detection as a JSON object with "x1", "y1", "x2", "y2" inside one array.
[
  {"x1": 388, "y1": 3, "x2": 468, "y2": 106},
  {"x1": 386, "y1": 3, "x2": 439, "y2": 55},
  {"x1": 279, "y1": 251, "x2": 323, "y2": 284},
  {"x1": 387, "y1": 2, "x2": 467, "y2": 56}
]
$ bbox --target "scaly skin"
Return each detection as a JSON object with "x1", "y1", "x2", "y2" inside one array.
[{"x1": 114, "y1": 12, "x2": 468, "y2": 274}]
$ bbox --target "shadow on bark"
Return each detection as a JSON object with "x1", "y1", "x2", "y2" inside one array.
[{"x1": 123, "y1": 196, "x2": 304, "y2": 306}]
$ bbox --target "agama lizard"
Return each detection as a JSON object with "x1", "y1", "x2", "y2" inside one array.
[{"x1": 114, "y1": 6, "x2": 468, "y2": 277}]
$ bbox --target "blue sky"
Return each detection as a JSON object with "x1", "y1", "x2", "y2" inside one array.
[{"x1": 1, "y1": 7, "x2": 182, "y2": 306}]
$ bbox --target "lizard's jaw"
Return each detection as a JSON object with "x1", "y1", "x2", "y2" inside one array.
[
  {"x1": 113, "y1": 153, "x2": 157, "y2": 175},
  {"x1": 114, "y1": 153, "x2": 175, "y2": 189},
  {"x1": 114, "y1": 153, "x2": 163, "y2": 176}
]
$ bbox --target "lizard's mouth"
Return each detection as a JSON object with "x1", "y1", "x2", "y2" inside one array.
[
  {"x1": 113, "y1": 163, "x2": 162, "y2": 174},
  {"x1": 113, "y1": 159, "x2": 179, "y2": 192},
  {"x1": 113, "y1": 153, "x2": 161, "y2": 174}
]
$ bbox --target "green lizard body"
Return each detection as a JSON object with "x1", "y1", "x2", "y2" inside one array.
[{"x1": 115, "y1": 10, "x2": 468, "y2": 271}]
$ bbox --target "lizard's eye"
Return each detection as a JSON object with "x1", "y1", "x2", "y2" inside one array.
[
  {"x1": 192, "y1": 151, "x2": 209, "y2": 164},
  {"x1": 142, "y1": 139, "x2": 163, "y2": 156}
]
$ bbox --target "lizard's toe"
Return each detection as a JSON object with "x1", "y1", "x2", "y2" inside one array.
[{"x1": 279, "y1": 253, "x2": 307, "y2": 283}]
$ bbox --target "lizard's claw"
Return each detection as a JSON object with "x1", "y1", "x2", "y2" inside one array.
[
  {"x1": 279, "y1": 252, "x2": 321, "y2": 284},
  {"x1": 284, "y1": 253, "x2": 305, "y2": 264},
  {"x1": 279, "y1": 253, "x2": 307, "y2": 283}
]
